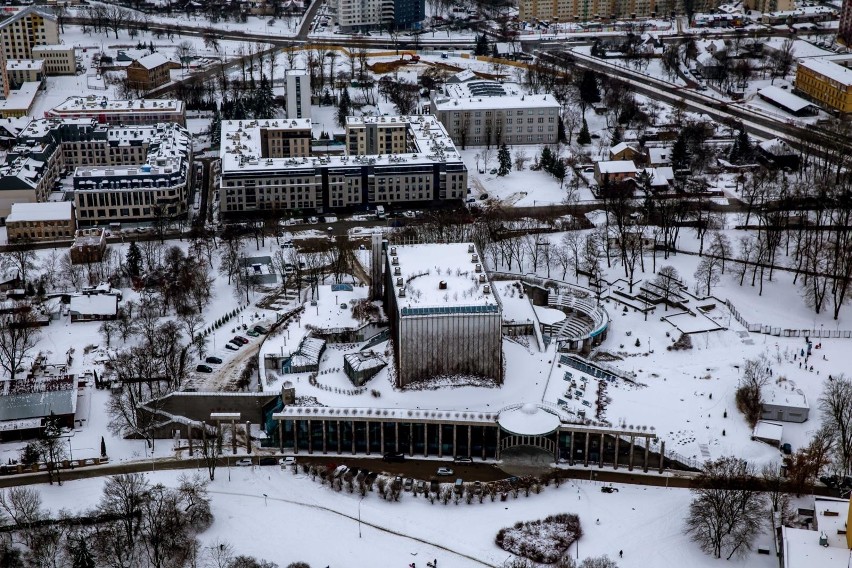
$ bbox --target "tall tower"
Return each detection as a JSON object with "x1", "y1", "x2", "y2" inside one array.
[{"x1": 370, "y1": 232, "x2": 384, "y2": 300}]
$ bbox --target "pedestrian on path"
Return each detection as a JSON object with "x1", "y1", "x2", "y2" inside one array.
[{"x1": 619, "y1": 550, "x2": 623, "y2": 558}]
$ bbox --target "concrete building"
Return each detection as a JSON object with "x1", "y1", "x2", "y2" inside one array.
[
  {"x1": 5, "y1": 201, "x2": 74, "y2": 242},
  {"x1": 219, "y1": 115, "x2": 466, "y2": 216},
  {"x1": 0, "y1": 82, "x2": 39, "y2": 118},
  {"x1": 385, "y1": 243, "x2": 503, "y2": 387},
  {"x1": 781, "y1": 497, "x2": 852, "y2": 568},
  {"x1": 334, "y1": 0, "x2": 393, "y2": 32},
  {"x1": 761, "y1": 384, "x2": 809, "y2": 423},
  {"x1": 5, "y1": 59, "x2": 43, "y2": 89},
  {"x1": 1, "y1": 118, "x2": 192, "y2": 225},
  {"x1": 46, "y1": 96, "x2": 186, "y2": 126},
  {"x1": 125, "y1": 53, "x2": 171, "y2": 91},
  {"x1": 285, "y1": 69, "x2": 311, "y2": 120},
  {"x1": 0, "y1": 7, "x2": 58, "y2": 98},
  {"x1": 795, "y1": 57, "x2": 852, "y2": 114},
  {"x1": 31, "y1": 44, "x2": 76, "y2": 75},
  {"x1": 345, "y1": 115, "x2": 411, "y2": 155},
  {"x1": 393, "y1": 0, "x2": 425, "y2": 30},
  {"x1": 430, "y1": 80, "x2": 561, "y2": 147}
]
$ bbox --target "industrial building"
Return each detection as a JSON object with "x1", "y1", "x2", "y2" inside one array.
[
  {"x1": 430, "y1": 80, "x2": 561, "y2": 148},
  {"x1": 384, "y1": 242, "x2": 503, "y2": 387},
  {"x1": 218, "y1": 115, "x2": 467, "y2": 217}
]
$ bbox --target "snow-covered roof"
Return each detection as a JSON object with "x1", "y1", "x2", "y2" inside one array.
[
  {"x1": 447, "y1": 69, "x2": 477, "y2": 83},
  {"x1": 388, "y1": 243, "x2": 499, "y2": 312},
  {"x1": 609, "y1": 142, "x2": 637, "y2": 155},
  {"x1": 49, "y1": 96, "x2": 184, "y2": 116},
  {"x1": 32, "y1": 44, "x2": 74, "y2": 53},
  {"x1": 0, "y1": 82, "x2": 39, "y2": 113},
  {"x1": 133, "y1": 52, "x2": 170, "y2": 70},
  {"x1": 433, "y1": 81, "x2": 561, "y2": 112},
  {"x1": 797, "y1": 58, "x2": 852, "y2": 86},
  {"x1": 0, "y1": 388, "x2": 76, "y2": 422},
  {"x1": 647, "y1": 147, "x2": 670, "y2": 165},
  {"x1": 289, "y1": 337, "x2": 325, "y2": 368},
  {"x1": 813, "y1": 497, "x2": 850, "y2": 549},
  {"x1": 650, "y1": 166, "x2": 674, "y2": 185},
  {"x1": 697, "y1": 52, "x2": 720, "y2": 66},
  {"x1": 782, "y1": 525, "x2": 850, "y2": 568},
  {"x1": 596, "y1": 160, "x2": 637, "y2": 174},
  {"x1": 758, "y1": 137, "x2": 796, "y2": 156},
  {"x1": 344, "y1": 352, "x2": 386, "y2": 372},
  {"x1": 6, "y1": 201, "x2": 72, "y2": 223},
  {"x1": 69, "y1": 294, "x2": 118, "y2": 316},
  {"x1": 752, "y1": 420, "x2": 783, "y2": 442},
  {"x1": 763, "y1": 384, "x2": 808, "y2": 409},
  {"x1": 6, "y1": 59, "x2": 44, "y2": 71},
  {"x1": 497, "y1": 403, "x2": 561, "y2": 436},
  {"x1": 758, "y1": 86, "x2": 815, "y2": 113}
]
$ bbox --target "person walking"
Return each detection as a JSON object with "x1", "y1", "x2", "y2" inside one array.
[{"x1": 619, "y1": 550, "x2": 623, "y2": 558}]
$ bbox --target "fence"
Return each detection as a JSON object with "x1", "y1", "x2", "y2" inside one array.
[{"x1": 725, "y1": 299, "x2": 852, "y2": 339}]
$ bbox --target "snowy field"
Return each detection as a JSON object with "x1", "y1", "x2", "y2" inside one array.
[{"x1": 31, "y1": 468, "x2": 781, "y2": 568}]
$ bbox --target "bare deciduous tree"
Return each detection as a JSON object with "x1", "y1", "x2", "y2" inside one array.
[{"x1": 819, "y1": 374, "x2": 852, "y2": 475}]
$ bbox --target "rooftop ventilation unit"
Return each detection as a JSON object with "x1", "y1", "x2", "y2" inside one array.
[
  {"x1": 394, "y1": 266, "x2": 401, "y2": 275},
  {"x1": 483, "y1": 285, "x2": 491, "y2": 294},
  {"x1": 478, "y1": 274, "x2": 486, "y2": 283},
  {"x1": 396, "y1": 277, "x2": 403, "y2": 287},
  {"x1": 475, "y1": 264, "x2": 482, "y2": 273},
  {"x1": 471, "y1": 254, "x2": 479, "y2": 263},
  {"x1": 439, "y1": 281, "x2": 447, "y2": 290},
  {"x1": 398, "y1": 287, "x2": 406, "y2": 297}
]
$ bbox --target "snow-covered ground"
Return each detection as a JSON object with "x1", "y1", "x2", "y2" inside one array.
[{"x1": 31, "y1": 467, "x2": 779, "y2": 568}]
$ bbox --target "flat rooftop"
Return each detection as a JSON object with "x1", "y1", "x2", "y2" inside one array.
[
  {"x1": 798, "y1": 58, "x2": 852, "y2": 87},
  {"x1": 50, "y1": 96, "x2": 184, "y2": 114},
  {"x1": 434, "y1": 81, "x2": 561, "y2": 111},
  {"x1": 763, "y1": 384, "x2": 808, "y2": 408},
  {"x1": 6, "y1": 201, "x2": 71, "y2": 222},
  {"x1": 388, "y1": 243, "x2": 499, "y2": 312}
]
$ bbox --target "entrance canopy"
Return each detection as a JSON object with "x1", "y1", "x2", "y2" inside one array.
[{"x1": 498, "y1": 403, "x2": 561, "y2": 436}]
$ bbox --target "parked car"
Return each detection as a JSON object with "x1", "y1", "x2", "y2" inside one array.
[
  {"x1": 436, "y1": 467, "x2": 454, "y2": 476},
  {"x1": 254, "y1": 325, "x2": 269, "y2": 334},
  {"x1": 403, "y1": 478, "x2": 414, "y2": 491},
  {"x1": 246, "y1": 329, "x2": 260, "y2": 337},
  {"x1": 473, "y1": 481, "x2": 482, "y2": 495},
  {"x1": 235, "y1": 458, "x2": 253, "y2": 466},
  {"x1": 820, "y1": 475, "x2": 839, "y2": 488},
  {"x1": 454, "y1": 456, "x2": 472, "y2": 464},
  {"x1": 781, "y1": 443, "x2": 792, "y2": 455},
  {"x1": 259, "y1": 457, "x2": 277, "y2": 466},
  {"x1": 233, "y1": 335, "x2": 249, "y2": 345},
  {"x1": 206, "y1": 356, "x2": 223, "y2": 364},
  {"x1": 479, "y1": 193, "x2": 489, "y2": 200},
  {"x1": 195, "y1": 364, "x2": 213, "y2": 373},
  {"x1": 383, "y1": 452, "x2": 405, "y2": 463},
  {"x1": 279, "y1": 457, "x2": 296, "y2": 468},
  {"x1": 430, "y1": 479, "x2": 440, "y2": 493},
  {"x1": 225, "y1": 343, "x2": 239, "y2": 351},
  {"x1": 601, "y1": 486, "x2": 619, "y2": 493},
  {"x1": 454, "y1": 478, "x2": 464, "y2": 494},
  {"x1": 416, "y1": 480, "x2": 427, "y2": 493}
]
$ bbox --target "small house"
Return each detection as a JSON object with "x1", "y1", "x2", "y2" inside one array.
[
  {"x1": 761, "y1": 384, "x2": 809, "y2": 423},
  {"x1": 344, "y1": 351, "x2": 387, "y2": 386},
  {"x1": 609, "y1": 142, "x2": 641, "y2": 162},
  {"x1": 69, "y1": 294, "x2": 118, "y2": 322},
  {"x1": 594, "y1": 160, "x2": 637, "y2": 186},
  {"x1": 752, "y1": 420, "x2": 783, "y2": 447},
  {"x1": 757, "y1": 138, "x2": 801, "y2": 170},
  {"x1": 126, "y1": 53, "x2": 172, "y2": 91}
]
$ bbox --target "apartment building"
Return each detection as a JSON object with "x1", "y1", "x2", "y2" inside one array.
[
  {"x1": 31, "y1": 44, "x2": 76, "y2": 75},
  {"x1": 794, "y1": 58, "x2": 852, "y2": 114},
  {"x1": 345, "y1": 115, "x2": 412, "y2": 155},
  {"x1": 257, "y1": 118, "x2": 313, "y2": 158},
  {"x1": 46, "y1": 96, "x2": 187, "y2": 126},
  {"x1": 285, "y1": 69, "x2": 311, "y2": 120},
  {"x1": 517, "y1": 0, "x2": 748, "y2": 21},
  {"x1": 5, "y1": 201, "x2": 75, "y2": 242},
  {"x1": 219, "y1": 115, "x2": 467, "y2": 216},
  {"x1": 0, "y1": 118, "x2": 192, "y2": 225},
  {"x1": 126, "y1": 53, "x2": 171, "y2": 91},
  {"x1": 430, "y1": 80, "x2": 561, "y2": 147},
  {"x1": 0, "y1": 7, "x2": 59, "y2": 97},
  {"x1": 335, "y1": 0, "x2": 392, "y2": 32}
]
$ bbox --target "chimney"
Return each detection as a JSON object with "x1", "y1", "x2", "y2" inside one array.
[{"x1": 439, "y1": 281, "x2": 447, "y2": 290}]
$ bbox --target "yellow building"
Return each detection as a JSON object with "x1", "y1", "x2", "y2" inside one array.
[
  {"x1": 795, "y1": 58, "x2": 852, "y2": 115},
  {"x1": 0, "y1": 7, "x2": 58, "y2": 97}
]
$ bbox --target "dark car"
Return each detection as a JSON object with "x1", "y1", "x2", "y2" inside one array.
[
  {"x1": 479, "y1": 193, "x2": 488, "y2": 200},
  {"x1": 233, "y1": 335, "x2": 250, "y2": 345},
  {"x1": 259, "y1": 457, "x2": 277, "y2": 466},
  {"x1": 254, "y1": 325, "x2": 269, "y2": 334},
  {"x1": 820, "y1": 475, "x2": 839, "y2": 488},
  {"x1": 601, "y1": 486, "x2": 619, "y2": 493},
  {"x1": 383, "y1": 452, "x2": 406, "y2": 463},
  {"x1": 206, "y1": 356, "x2": 223, "y2": 364},
  {"x1": 196, "y1": 364, "x2": 213, "y2": 373}
]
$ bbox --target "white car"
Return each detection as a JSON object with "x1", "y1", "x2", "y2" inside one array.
[
  {"x1": 279, "y1": 456, "x2": 296, "y2": 468},
  {"x1": 235, "y1": 458, "x2": 253, "y2": 466},
  {"x1": 436, "y1": 467, "x2": 454, "y2": 476}
]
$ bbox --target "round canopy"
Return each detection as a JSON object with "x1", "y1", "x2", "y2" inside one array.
[{"x1": 497, "y1": 403, "x2": 561, "y2": 436}]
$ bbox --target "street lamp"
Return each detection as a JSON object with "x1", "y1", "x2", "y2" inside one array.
[{"x1": 358, "y1": 495, "x2": 365, "y2": 538}]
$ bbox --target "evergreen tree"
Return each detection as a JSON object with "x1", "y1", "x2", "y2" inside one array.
[
  {"x1": 497, "y1": 143, "x2": 511, "y2": 176},
  {"x1": 540, "y1": 146, "x2": 555, "y2": 172},
  {"x1": 126, "y1": 241, "x2": 142, "y2": 279},
  {"x1": 577, "y1": 119, "x2": 591, "y2": 145},
  {"x1": 491, "y1": 42, "x2": 499, "y2": 58},
  {"x1": 474, "y1": 34, "x2": 490, "y2": 56},
  {"x1": 101, "y1": 436, "x2": 107, "y2": 458},
  {"x1": 671, "y1": 130, "x2": 690, "y2": 171},
  {"x1": 557, "y1": 117, "x2": 566, "y2": 143},
  {"x1": 337, "y1": 88, "x2": 351, "y2": 127},
  {"x1": 253, "y1": 75, "x2": 274, "y2": 119},
  {"x1": 735, "y1": 127, "x2": 752, "y2": 163},
  {"x1": 552, "y1": 160, "x2": 567, "y2": 187},
  {"x1": 611, "y1": 126, "x2": 623, "y2": 146},
  {"x1": 322, "y1": 89, "x2": 333, "y2": 106},
  {"x1": 579, "y1": 69, "x2": 601, "y2": 108},
  {"x1": 70, "y1": 538, "x2": 96, "y2": 568}
]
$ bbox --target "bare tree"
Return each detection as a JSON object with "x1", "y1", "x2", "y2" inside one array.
[
  {"x1": 694, "y1": 255, "x2": 723, "y2": 296},
  {"x1": 684, "y1": 457, "x2": 765, "y2": 559},
  {"x1": 0, "y1": 309, "x2": 41, "y2": 381},
  {"x1": 819, "y1": 375, "x2": 852, "y2": 475},
  {"x1": 736, "y1": 355, "x2": 771, "y2": 428},
  {"x1": 761, "y1": 462, "x2": 794, "y2": 525},
  {"x1": 652, "y1": 265, "x2": 681, "y2": 309}
]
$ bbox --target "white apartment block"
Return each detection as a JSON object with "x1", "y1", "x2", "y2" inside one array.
[
  {"x1": 285, "y1": 69, "x2": 311, "y2": 120},
  {"x1": 334, "y1": 0, "x2": 393, "y2": 32},
  {"x1": 430, "y1": 80, "x2": 561, "y2": 147},
  {"x1": 219, "y1": 115, "x2": 467, "y2": 216}
]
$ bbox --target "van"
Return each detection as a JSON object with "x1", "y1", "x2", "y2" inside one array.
[
  {"x1": 375, "y1": 205, "x2": 386, "y2": 219},
  {"x1": 454, "y1": 478, "x2": 464, "y2": 494}
]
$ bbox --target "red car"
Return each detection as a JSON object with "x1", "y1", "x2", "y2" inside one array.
[{"x1": 233, "y1": 335, "x2": 250, "y2": 345}]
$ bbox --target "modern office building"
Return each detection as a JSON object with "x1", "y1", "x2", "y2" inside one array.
[
  {"x1": 334, "y1": 0, "x2": 392, "y2": 32},
  {"x1": 394, "y1": 0, "x2": 425, "y2": 29},
  {"x1": 794, "y1": 58, "x2": 852, "y2": 115},
  {"x1": 430, "y1": 80, "x2": 561, "y2": 147},
  {"x1": 285, "y1": 69, "x2": 311, "y2": 120},
  {"x1": 384, "y1": 242, "x2": 503, "y2": 387},
  {"x1": 46, "y1": 96, "x2": 187, "y2": 126},
  {"x1": 219, "y1": 115, "x2": 467, "y2": 216}
]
